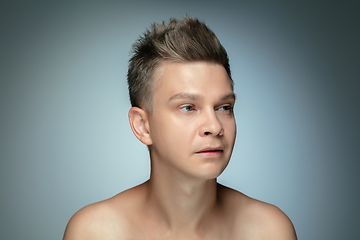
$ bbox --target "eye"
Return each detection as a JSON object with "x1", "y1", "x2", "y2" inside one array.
[
  {"x1": 180, "y1": 105, "x2": 195, "y2": 112},
  {"x1": 217, "y1": 105, "x2": 233, "y2": 113}
]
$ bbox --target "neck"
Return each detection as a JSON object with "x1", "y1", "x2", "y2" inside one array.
[{"x1": 144, "y1": 166, "x2": 219, "y2": 232}]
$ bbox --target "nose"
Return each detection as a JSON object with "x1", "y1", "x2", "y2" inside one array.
[{"x1": 199, "y1": 109, "x2": 224, "y2": 137}]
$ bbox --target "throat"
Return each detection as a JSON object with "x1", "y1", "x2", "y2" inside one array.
[{"x1": 144, "y1": 179, "x2": 220, "y2": 230}]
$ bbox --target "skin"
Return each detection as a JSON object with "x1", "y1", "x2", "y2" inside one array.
[{"x1": 63, "y1": 61, "x2": 297, "y2": 240}]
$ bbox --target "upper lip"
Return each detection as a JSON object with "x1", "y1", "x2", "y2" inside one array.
[{"x1": 196, "y1": 146, "x2": 224, "y2": 153}]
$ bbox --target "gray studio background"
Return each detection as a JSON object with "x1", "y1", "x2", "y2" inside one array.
[{"x1": 1, "y1": 0, "x2": 359, "y2": 239}]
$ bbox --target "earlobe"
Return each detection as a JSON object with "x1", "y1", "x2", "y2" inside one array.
[{"x1": 128, "y1": 107, "x2": 153, "y2": 145}]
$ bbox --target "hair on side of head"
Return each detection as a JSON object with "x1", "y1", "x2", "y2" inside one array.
[{"x1": 127, "y1": 15, "x2": 233, "y2": 113}]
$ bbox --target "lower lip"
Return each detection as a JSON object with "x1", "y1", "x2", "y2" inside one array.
[{"x1": 196, "y1": 151, "x2": 223, "y2": 157}]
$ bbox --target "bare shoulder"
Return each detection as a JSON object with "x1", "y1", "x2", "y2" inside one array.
[
  {"x1": 63, "y1": 184, "x2": 145, "y2": 240},
  {"x1": 63, "y1": 199, "x2": 125, "y2": 240},
  {"x1": 218, "y1": 184, "x2": 297, "y2": 240}
]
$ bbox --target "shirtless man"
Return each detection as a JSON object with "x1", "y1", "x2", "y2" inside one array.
[{"x1": 63, "y1": 16, "x2": 297, "y2": 240}]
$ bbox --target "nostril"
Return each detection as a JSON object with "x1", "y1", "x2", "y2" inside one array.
[{"x1": 204, "y1": 131, "x2": 211, "y2": 135}]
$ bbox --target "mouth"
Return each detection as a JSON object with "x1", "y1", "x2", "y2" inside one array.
[{"x1": 196, "y1": 147, "x2": 224, "y2": 156}]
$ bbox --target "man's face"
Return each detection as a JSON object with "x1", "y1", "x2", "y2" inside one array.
[{"x1": 147, "y1": 61, "x2": 236, "y2": 180}]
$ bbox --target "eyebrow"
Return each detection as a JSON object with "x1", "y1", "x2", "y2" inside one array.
[
  {"x1": 169, "y1": 92, "x2": 236, "y2": 102},
  {"x1": 169, "y1": 93, "x2": 202, "y2": 101},
  {"x1": 221, "y1": 92, "x2": 236, "y2": 101}
]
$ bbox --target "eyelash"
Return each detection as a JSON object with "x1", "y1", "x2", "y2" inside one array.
[
  {"x1": 179, "y1": 104, "x2": 233, "y2": 113},
  {"x1": 180, "y1": 105, "x2": 196, "y2": 112},
  {"x1": 217, "y1": 105, "x2": 233, "y2": 113}
]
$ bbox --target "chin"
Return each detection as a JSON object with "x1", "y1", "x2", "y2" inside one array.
[{"x1": 194, "y1": 162, "x2": 229, "y2": 180}]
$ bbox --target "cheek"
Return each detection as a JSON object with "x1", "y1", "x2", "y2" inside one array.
[
  {"x1": 224, "y1": 118, "x2": 236, "y2": 139},
  {"x1": 150, "y1": 117, "x2": 191, "y2": 147},
  {"x1": 167, "y1": 121, "x2": 196, "y2": 144},
  {"x1": 165, "y1": 121, "x2": 199, "y2": 154}
]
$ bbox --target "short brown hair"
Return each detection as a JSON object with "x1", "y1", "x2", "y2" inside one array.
[{"x1": 127, "y1": 16, "x2": 233, "y2": 112}]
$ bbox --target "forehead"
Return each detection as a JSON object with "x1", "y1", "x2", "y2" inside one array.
[{"x1": 152, "y1": 61, "x2": 233, "y2": 98}]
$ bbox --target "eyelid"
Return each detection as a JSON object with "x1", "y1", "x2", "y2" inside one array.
[
  {"x1": 216, "y1": 104, "x2": 234, "y2": 112},
  {"x1": 179, "y1": 104, "x2": 196, "y2": 112}
]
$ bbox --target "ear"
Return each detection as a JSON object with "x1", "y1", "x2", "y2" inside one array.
[{"x1": 128, "y1": 107, "x2": 153, "y2": 146}]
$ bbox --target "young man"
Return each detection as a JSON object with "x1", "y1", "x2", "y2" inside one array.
[{"x1": 63, "y1": 17, "x2": 297, "y2": 239}]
